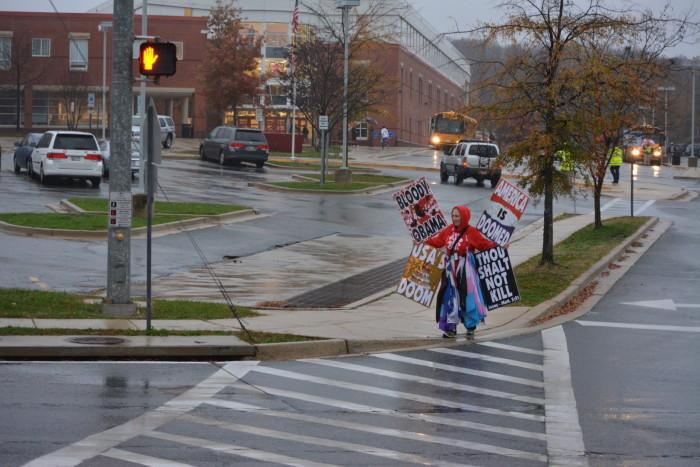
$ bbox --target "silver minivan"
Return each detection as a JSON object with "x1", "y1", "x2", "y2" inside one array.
[{"x1": 132, "y1": 114, "x2": 176, "y2": 148}]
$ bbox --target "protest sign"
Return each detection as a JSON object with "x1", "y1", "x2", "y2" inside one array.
[
  {"x1": 397, "y1": 243, "x2": 446, "y2": 307},
  {"x1": 473, "y1": 246, "x2": 520, "y2": 310},
  {"x1": 475, "y1": 178, "x2": 530, "y2": 246},
  {"x1": 393, "y1": 177, "x2": 447, "y2": 243}
]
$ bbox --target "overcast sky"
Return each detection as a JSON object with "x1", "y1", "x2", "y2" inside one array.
[{"x1": 5, "y1": 0, "x2": 699, "y2": 57}]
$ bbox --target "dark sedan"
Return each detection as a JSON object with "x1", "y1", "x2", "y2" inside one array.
[
  {"x1": 13, "y1": 133, "x2": 43, "y2": 174},
  {"x1": 199, "y1": 126, "x2": 269, "y2": 168}
]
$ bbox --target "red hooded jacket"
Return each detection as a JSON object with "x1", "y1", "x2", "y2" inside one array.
[{"x1": 425, "y1": 205, "x2": 496, "y2": 255}]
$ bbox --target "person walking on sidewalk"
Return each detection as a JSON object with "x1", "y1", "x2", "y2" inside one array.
[
  {"x1": 609, "y1": 146, "x2": 623, "y2": 184},
  {"x1": 380, "y1": 126, "x2": 389, "y2": 149},
  {"x1": 425, "y1": 205, "x2": 497, "y2": 338}
]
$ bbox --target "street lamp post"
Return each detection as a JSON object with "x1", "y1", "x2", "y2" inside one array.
[
  {"x1": 336, "y1": 0, "x2": 359, "y2": 180},
  {"x1": 98, "y1": 21, "x2": 112, "y2": 141},
  {"x1": 692, "y1": 67, "x2": 696, "y2": 166},
  {"x1": 657, "y1": 86, "x2": 675, "y2": 164}
]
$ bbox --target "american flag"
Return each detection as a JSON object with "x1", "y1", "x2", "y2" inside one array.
[
  {"x1": 291, "y1": 0, "x2": 300, "y2": 34},
  {"x1": 290, "y1": 0, "x2": 300, "y2": 68}
]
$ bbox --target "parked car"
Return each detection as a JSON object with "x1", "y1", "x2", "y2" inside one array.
[
  {"x1": 99, "y1": 139, "x2": 141, "y2": 179},
  {"x1": 685, "y1": 143, "x2": 700, "y2": 157},
  {"x1": 440, "y1": 140, "x2": 501, "y2": 187},
  {"x1": 199, "y1": 126, "x2": 269, "y2": 168},
  {"x1": 13, "y1": 132, "x2": 43, "y2": 174},
  {"x1": 27, "y1": 131, "x2": 103, "y2": 187},
  {"x1": 132, "y1": 114, "x2": 176, "y2": 148}
]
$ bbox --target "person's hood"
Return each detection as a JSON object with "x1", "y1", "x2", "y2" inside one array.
[{"x1": 453, "y1": 205, "x2": 471, "y2": 231}]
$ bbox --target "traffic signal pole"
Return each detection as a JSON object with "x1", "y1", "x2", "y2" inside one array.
[{"x1": 104, "y1": 0, "x2": 137, "y2": 316}]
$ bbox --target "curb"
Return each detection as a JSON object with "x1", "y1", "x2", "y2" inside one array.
[{"x1": 0, "y1": 209, "x2": 257, "y2": 240}]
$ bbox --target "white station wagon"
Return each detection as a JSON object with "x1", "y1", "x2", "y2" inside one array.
[{"x1": 28, "y1": 131, "x2": 103, "y2": 187}]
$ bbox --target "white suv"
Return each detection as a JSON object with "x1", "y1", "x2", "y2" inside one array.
[
  {"x1": 28, "y1": 131, "x2": 103, "y2": 187},
  {"x1": 440, "y1": 140, "x2": 501, "y2": 187},
  {"x1": 132, "y1": 114, "x2": 176, "y2": 148}
]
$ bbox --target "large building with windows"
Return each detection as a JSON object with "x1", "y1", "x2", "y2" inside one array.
[{"x1": 0, "y1": 0, "x2": 470, "y2": 145}]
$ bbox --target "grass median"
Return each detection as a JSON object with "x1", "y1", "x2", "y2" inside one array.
[
  {"x1": 0, "y1": 198, "x2": 249, "y2": 231},
  {"x1": 515, "y1": 216, "x2": 649, "y2": 305},
  {"x1": 270, "y1": 173, "x2": 408, "y2": 191}
]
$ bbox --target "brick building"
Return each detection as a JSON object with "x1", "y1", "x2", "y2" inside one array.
[{"x1": 0, "y1": 0, "x2": 470, "y2": 145}]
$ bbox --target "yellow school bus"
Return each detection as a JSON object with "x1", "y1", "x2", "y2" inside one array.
[{"x1": 429, "y1": 111, "x2": 478, "y2": 150}]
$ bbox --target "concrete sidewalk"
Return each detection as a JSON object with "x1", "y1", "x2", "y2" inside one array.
[{"x1": 0, "y1": 212, "x2": 666, "y2": 360}]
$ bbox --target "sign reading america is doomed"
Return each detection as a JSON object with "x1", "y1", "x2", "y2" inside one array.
[
  {"x1": 474, "y1": 246, "x2": 520, "y2": 311},
  {"x1": 397, "y1": 243, "x2": 446, "y2": 307},
  {"x1": 476, "y1": 178, "x2": 530, "y2": 246},
  {"x1": 393, "y1": 177, "x2": 447, "y2": 243}
]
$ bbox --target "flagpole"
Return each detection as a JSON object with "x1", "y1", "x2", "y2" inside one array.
[
  {"x1": 291, "y1": 76, "x2": 297, "y2": 160},
  {"x1": 289, "y1": 0, "x2": 299, "y2": 161}
]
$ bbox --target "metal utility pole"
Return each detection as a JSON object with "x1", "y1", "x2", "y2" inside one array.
[
  {"x1": 692, "y1": 68, "x2": 696, "y2": 164},
  {"x1": 336, "y1": 0, "x2": 359, "y2": 181},
  {"x1": 105, "y1": 0, "x2": 136, "y2": 315},
  {"x1": 657, "y1": 86, "x2": 675, "y2": 164}
]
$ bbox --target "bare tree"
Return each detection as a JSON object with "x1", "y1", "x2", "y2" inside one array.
[
  {"x1": 0, "y1": 32, "x2": 47, "y2": 131},
  {"x1": 474, "y1": 0, "x2": 695, "y2": 264},
  {"x1": 286, "y1": 0, "x2": 392, "y2": 151},
  {"x1": 55, "y1": 72, "x2": 90, "y2": 130}
]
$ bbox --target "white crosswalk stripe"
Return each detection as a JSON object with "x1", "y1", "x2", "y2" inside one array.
[
  {"x1": 304, "y1": 357, "x2": 544, "y2": 404},
  {"x1": 374, "y1": 352, "x2": 545, "y2": 387},
  {"x1": 211, "y1": 387, "x2": 546, "y2": 441},
  {"x1": 146, "y1": 431, "x2": 341, "y2": 467},
  {"x1": 101, "y1": 448, "x2": 195, "y2": 467},
  {"x1": 182, "y1": 413, "x2": 480, "y2": 467},
  {"x1": 429, "y1": 347, "x2": 544, "y2": 371},
  {"x1": 199, "y1": 399, "x2": 547, "y2": 463},
  {"x1": 250, "y1": 365, "x2": 544, "y2": 421},
  {"x1": 479, "y1": 341, "x2": 545, "y2": 356}
]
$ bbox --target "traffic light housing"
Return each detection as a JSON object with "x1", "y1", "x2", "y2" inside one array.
[{"x1": 139, "y1": 42, "x2": 177, "y2": 77}]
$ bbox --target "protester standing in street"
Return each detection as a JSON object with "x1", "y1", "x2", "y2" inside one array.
[
  {"x1": 609, "y1": 146, "x2": 623, "y2": 184},
  {"x1": 380, "y1": 125, "x2": 389, "y2": 149},
  {"x1": 425, "y1": 206, "x2": 497, "y2": 338}
]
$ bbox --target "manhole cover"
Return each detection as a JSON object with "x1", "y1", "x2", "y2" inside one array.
[{"x1": 69, "y1": 337, "x2": 126, "y2": 345}]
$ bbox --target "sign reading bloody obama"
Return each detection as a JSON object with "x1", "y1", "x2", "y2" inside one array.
[
  {"x1": 393, "y1": 177, "x2": 448, "y2": 243},
  {"x1": 475, "y1": 178, "x2": 530, "y2": 246}
]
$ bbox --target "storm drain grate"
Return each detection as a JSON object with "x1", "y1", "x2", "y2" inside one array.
[
  {"x1": 69, "y1": 337, "x2": 127, "y2": 345},
  {"x1": 285, "y1": 257, "x2": 407, "y2": 308}
]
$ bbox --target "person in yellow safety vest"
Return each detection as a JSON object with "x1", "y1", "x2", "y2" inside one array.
[
  {"x1": 609, "y1": 146, "x2": 623, "y2": 184},
  {"x1": 557, "y1": 149, "x2": 574, "y2": 172}
]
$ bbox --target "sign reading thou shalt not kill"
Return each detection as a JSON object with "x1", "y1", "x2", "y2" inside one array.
[{"x1": 393, "y1": 177, "x2": 447, "y2": 244}]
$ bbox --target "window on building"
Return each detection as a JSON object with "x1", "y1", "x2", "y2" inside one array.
[
  {"x1": 0, "y1": 34, "x2": 11, "y2": 70},
  {"x1": 355, "y1": 121, "x2": 368, "y2": 140},
  {"x1": 0, "y1": 89, "x2": 22, "y2": 126},
  {"x1": 69, "y1": 37, "x2": 88, "y2": 71},
  {"x1": 428, "y1": 83, "x2": 432, "y2": 105},
  {"x1": 32, "y1": 38, "x2": 51, "y2": 57},
  {"x1": 418, "y1": 77, "x2": 423, "y2": 105},
  {"x1": 409, "y1": 72, "x2": 413, "y2": 99}
]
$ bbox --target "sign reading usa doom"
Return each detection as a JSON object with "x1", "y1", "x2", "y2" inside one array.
[
  {"x1": 393, "y1": 177, "x2": 447, "y2": 243},
  {"x1": 476, "y1": 178, "x2": 530, "y2": 246}
]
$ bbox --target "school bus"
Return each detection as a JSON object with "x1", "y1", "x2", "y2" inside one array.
[{"x1": 429, "y1": 111, "x2": 478, "y2": 150}]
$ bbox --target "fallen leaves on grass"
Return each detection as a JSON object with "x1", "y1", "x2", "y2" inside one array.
[
  {"x1": 531, "y1": 281, "x2": 598, "y2": 326},
  {"x1": 256, "y1": 301, "x2": 296, "y2": 309}
]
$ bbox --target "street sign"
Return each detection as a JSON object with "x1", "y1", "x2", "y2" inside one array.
[
  {"x1": 138, "y1": 42, "x2": 177, "y2": 77},
  {"x1": 108, "y1": 191, "x2": 132, "y2": 228},
  {"x1": 319, "y1": 115, "x2": 329, "y2": 130},
  {"x1": 87, "y1": 92, "x2": 95, "y2": 110}
]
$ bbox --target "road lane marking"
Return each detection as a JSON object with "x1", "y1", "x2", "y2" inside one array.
[
  {"x1": 304, "y1": 358, "x2": 544, "y2": 405},
  {"x1": 251, "y1": 365, "x2": 544, "y2": 422},
  {"x1": 634, "y1": 199, "x2": 655, "y2": 215},
  {"x1": 577, "y1": 320, "x2": 700, "y2": 333},
  {"x1": 146, "y1": 431, "x2": 338, "y2": 467},
  {"x1": 621, "y1": 299, "x2": 700, "y2": 311},
  {"x1": 542, "y1": 326, "x2": 589, "y2": 466},
  {"x1": 202, "y1": 399, "x2": 547, "y2": 462},
  {"x1": 479, "y1": 341, "x2": 544, "y2": 356},
  {"x1": 594, "y1": 198, "x2": 620, "y2": 214},
  {"x1": 102, "y1": 448, "x2": 195, "y2": 467},
  {"x1": 374, "y1": 353, "x2": 544, "y2": 388},
  {"x1": 429, "y1": 348, "x2": 544, "y2": 372},
  {"x1": 22, "y1": 361, "x2": 259, "y2": 467},
  {"x1": 226, "y1": 385, "x2": 546, "y2": 440},
  {"x1": 182, "y1": 414, "x2": 478, "y2": 467}
]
